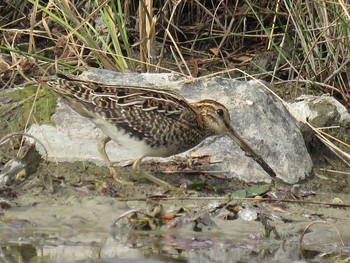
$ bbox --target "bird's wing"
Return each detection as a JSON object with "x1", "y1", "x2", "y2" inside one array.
[{"x1": 37, "y1": 75, "x2": 201, "y2": 146}]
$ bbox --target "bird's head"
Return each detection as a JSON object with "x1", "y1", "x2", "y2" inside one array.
[
  {"x1": 192, "y1": 99, "x2": 277, "y2": 179},
  {"x1": 192, "y1": 99, "x2": 232, "y2": 136}
]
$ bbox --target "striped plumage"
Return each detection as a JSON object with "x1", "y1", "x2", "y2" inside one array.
[{"x1": 37, "y1": 74, "x2": 276, "y2": 186}]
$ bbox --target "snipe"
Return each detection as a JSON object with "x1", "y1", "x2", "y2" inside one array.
[{"x1": 36, "y1": 74, "x2": 276, "y2": 187}]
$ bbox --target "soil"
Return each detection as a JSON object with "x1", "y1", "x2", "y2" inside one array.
[{"x1": 0, "y1": 141, "x2": 350, "y2": 262}]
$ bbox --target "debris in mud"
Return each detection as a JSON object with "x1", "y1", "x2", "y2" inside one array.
[
  {"x1": 113, "y1": 200, "x2": 218, "y2": 232},
  {"x1": 0, "y1": 133, "x2": 45, "y2": 189},
  {"x1": 149, "y1": 154, "x2": 222, "y2": 175}
]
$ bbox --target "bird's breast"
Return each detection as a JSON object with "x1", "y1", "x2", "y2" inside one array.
[{"x1": 92, "y1": 115, "x2": 208, "y2": 157}]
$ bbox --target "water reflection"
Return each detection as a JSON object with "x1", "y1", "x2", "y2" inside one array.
[{"x1": 2, "y1": 223, "x2": 348, "y2": 263}]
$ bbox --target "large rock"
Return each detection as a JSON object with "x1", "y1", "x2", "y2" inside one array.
[
  {"x1": 28, "y1": 69, "x2": 313, "y2": 184},
  {"x1": 288, "y1": 94, "x2": 350, "y2": 131}
]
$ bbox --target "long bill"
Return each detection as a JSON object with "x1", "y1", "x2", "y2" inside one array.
[{"x1": 226, "y1": 125, "x2": 277, "y2": 180}]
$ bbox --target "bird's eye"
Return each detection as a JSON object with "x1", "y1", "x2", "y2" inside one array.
[{"x1": 216, "y1": 109, "x2": 224, "y2": 116}]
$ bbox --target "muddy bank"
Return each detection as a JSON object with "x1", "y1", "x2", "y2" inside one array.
[{"x1": 1, "y1": 161, "x2": 350, "y2": 262}]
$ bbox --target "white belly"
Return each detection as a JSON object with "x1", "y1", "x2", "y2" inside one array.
[{"x1": 93, "y1": 117, "x2": 179, "y2": 158}]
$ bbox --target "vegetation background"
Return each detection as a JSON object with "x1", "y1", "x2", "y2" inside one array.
[{"x1": 0, "y1": 0, "x2": 349, "y2": 101}]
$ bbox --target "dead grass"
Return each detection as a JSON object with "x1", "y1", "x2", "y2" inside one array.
[{"x1": 1, "y1": 1, "x2": 350, "y2": 98}]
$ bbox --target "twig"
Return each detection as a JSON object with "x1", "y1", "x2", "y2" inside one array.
[
  {"x1": 117, "y1": 196, "x2": 350, "y2": 207},
  {"x1": 299, "y1": 221, "x2": 344, "y2": 259},
  {"x1": 319, "y1": 168, "x2": 350, "y2": 176}
]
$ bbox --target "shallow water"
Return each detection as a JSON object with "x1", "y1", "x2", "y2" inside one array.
[{"x1": 2, "y1": 193, "x2": 350, "y2": 262}]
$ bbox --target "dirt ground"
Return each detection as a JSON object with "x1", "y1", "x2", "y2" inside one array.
[{"x1": 0, "y1": 146, "x2": 350, "y2": 262}]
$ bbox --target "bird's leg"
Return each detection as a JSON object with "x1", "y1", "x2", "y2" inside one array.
[
  {"x1": 97, "y1": 136, "x2": 132, "y2": 185},
  {"x1": 132, "y1": 157, "x2": 173, "y2": 188}
]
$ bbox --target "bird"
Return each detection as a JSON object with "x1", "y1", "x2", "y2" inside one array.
[{"x1": 36, "y1": 74, "x2": 277, "y2": 187}]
